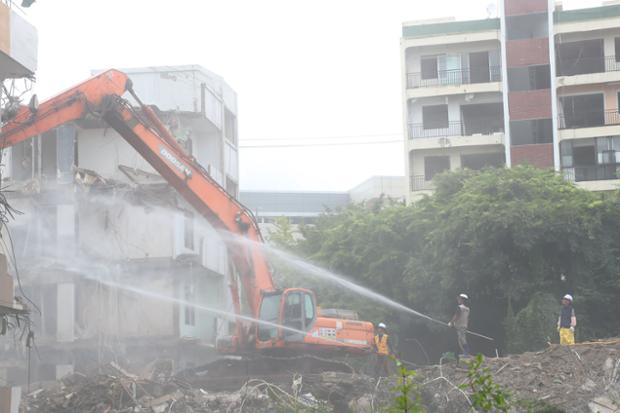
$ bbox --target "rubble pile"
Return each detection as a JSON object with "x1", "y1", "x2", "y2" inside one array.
[
  {"x1": 19, "y1": 364, "x2": 277, "y2": 413},
  {"x1": 412, "y1": 340, "x2": 620, "y2": 412},
  {"x1": 19, "y1": 340, "x2": 620, "y2": 413}
]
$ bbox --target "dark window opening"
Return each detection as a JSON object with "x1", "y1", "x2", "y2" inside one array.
[
  {"x1": 461, "y1": 103, "x2": 504, "y2": 135},
  {"x1": 283, "y1": 292, "x2": 303, "y2": 335},
  {"x1": 184, "y1": 281, "x2": 195, "y2": 326},
  {"x1": 421, "y1": 57, "x2": 438, "y2": 80},
  {"x1": 303, "y1": 293, "x2": 315, "y2": 328},
  {"x1": 41, "y1": 130, "x2": 57, "y2": 182},
  {"x1": 506, "y1": 13, "x2": 548, "y2": 40},
  {"x1": 616, "y1": 38, "x2": 620, "y2": 62},
  {"x1": 510, "y1": 118, "x2": 553, "y2": 145},
  {"x1": 573, "y1": 145, "x2": 596, "y2": 166},
  {"x1": 557, "y1": 39, "x2": 605, "y2": 76},
  {"x1": 560, "y1": 94, "x2": 604, "y2": 128},
  {"x1": 12, "y1": 139, "x2": 34, "y2": 181},
  {"x1": 226, "y1": 177, "x2": 238, "y2": 197},
  {"x1": 184, "y1": 211, "x2": 194, "y2": 250},
  {"x1": 561, "y1": 138, "x2": 620, "y2": 181},
  {"x1": 508, "y1": 65, "x2": 551, "y2": 91},
  {"x1": 224, "y1": 109, "x2": 238, "y2": 145},
  {"x1": 42, "y1": 285, "x2": 57, "y2": 337},
  {"x1": 424, "y1": 156, "x2": 450, "y2": 180},
  {"x1": 422, "y1": 105, "x2": 449, "y2": 129},
  {"x1": 460, "y1": 152, "x2": 505, "y2": 170},
  {"x1": 469, "y1": 51, "x2": 490, "y2": 83}
]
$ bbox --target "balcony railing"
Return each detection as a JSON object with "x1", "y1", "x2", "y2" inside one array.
[
  {"x1": 410, "y1": 175, "x2": 435, "y2": 192},
  {"x1": 558, "y1": 109, "x2": 620, "y2": 130},
  {"x1": 563, "y1": 164, "x2": 620, "y2": 182},
  {"x1": 408, "y1": 120, "x2": 504, "y2": 139},
  {"x1": 407, "y1": 66, "x2": 502, "y2": 89},
  {"x1": 557, "y1": 55, "x2": 620, "y2": 77}
]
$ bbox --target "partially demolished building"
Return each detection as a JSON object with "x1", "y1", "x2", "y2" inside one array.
[{"x1": 0, "y1": 65, "x2": 240, "y2": 385}]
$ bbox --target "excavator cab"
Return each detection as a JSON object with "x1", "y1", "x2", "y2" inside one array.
[{"x1": 257, "y1": 288, "x2": 317, "y2": 344}]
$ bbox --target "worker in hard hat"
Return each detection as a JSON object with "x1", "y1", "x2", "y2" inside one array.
[
  {"x1": 448, "y1": 293, "x2": 471, "y2": 357},
  {"x1": 373, "y1": 322, "x2": 392, "y2": 377},
  {"x1": 557, "y1": 294, "x2": 576, "y2": 345}
]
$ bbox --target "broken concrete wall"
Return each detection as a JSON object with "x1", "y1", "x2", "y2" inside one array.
[
  {"x1": 1, "y1": 126, "x2": 75, "y2": 186},
  {"x1": 76, "y1": 275, "x2": 176, "y2": 339},
  {"x1": 178, "y1": 268, "x2": 227, "y2": 344},
  {"x1": 77, "y1": 196, "x2": 175, "y2": 260}
]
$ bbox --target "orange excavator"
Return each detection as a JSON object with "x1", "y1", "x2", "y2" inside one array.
[{"x1": 0, "y1": 70, "x2": 375, "y2": 357}]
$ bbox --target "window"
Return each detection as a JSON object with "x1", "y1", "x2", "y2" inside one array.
[
  {"x1": 557, "y1": 39, "x2": 604, "y2": 75},
  {"x1": 304, "y1": 294, "x2": 315, "y2": 328},
  {"x1": 508, "y1": 65, "x2": 551, "y2": 91},
  {"x1": 460, "y1": 153, "x2": 504, "y2": 170},
  {"x1": 184, "y1": 211, "x2": 194, "y2": 250},
  {"x1": 422, "y1": 105, "x2": 449, "y2": 129},
  {"x1": 184, "y1": 281, "x2": 195, "y2": 326},
  {"x1": 506, "y1": 13, "x2": 548, "y2": 40},
  {"x1": 283, "y1": 292, "x2": 303, "y2": 334},
  {"x1": 421, "y1": 56, "x2": 438, "y2": 80},
  {"x1": 469, "y1": 51, "x2": 490, "y2": 83},
  {"x1": 461, "y1": 103, "x2": 504, "y2": 135},
  {"x1": 258, "y1": 293, "x2": 281, "y2": 340},
  {"x1": 510, "y1": 118, "x2": 553, "y2": 145},
  {"x1": 560, "y1": 141, "x2": 574, "y2": 168},
  {"x1": 224, "y1": 109, "x2": 238, "y2": 145},
  {"x1": 424, "y1": 156, "x2": 450, "y2": 180},
  {"x1": 560, "y1": 94, "x2": 604, "y2": 128},
  {"x1": 616, "y1": 38, "x2": 620, "y2": 62},
  {"x1": 596, "y1": 137, "x2": 620, "y2": 164}
]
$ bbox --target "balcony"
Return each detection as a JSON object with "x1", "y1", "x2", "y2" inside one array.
[
  {"x1": 407, "y1": 66, "x2": 502, "y2": 89},
  {"x1": 410, "y1": 175, "x2": 435, "y2": 192},
  {"x1": 408, "y1": 120, "x2": 504, "y2": 139},
  {"x1": 405, "y1": 66, "x2": 502, "y2": 99},
  {"x1": 557, "y1": 55, "x2": 620, "y2": 76},
  {"x1": 558, "y1": 109, "x2": 620, "y2": 129},
  {"x1": 556, "y1": 56, "x2": 620, "y2": 86},
  {"x1": 407, "y1": 119, "x2": 505, "y2": 150},
  {"x1": 563, "y1": 164, "x2": 620, "y2": 182}
]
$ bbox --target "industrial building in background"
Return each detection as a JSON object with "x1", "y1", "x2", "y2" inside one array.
[
  {"x1": 240, "y1": 175, "x2": 406, "y2": 237},
  {"x1": 403, "y1": 0, "x2": 620, "y2": 202},
  {"x1": 0, "y1": 65, "x2": 240, "y2": 387}
]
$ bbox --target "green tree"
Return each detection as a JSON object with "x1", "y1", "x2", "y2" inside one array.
[
  {"x1": 409, "y1": 166, "x2": 620, "y2": 346},
  {"x1": 268, "y1": 166, "x2": 620, "y2": 355},
  {"x1": 268, "y1": 216, "x2": 297, "y2": 249}
]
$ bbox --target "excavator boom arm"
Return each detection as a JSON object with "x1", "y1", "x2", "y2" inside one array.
[{"x1": 1, "y1": 69, "x2": 376, "y2": 354}]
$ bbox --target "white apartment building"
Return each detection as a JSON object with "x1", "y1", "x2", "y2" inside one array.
[{"x1": 402, "y1": 0, "x2": 620, "y2": 202}]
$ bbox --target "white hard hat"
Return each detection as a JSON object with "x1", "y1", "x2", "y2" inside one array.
[
  {"x1": 378, "y1": 322, "x2": 386, "y2": 329},
  {"x1": 563, "y1": 294, "x2": 573, "y2": 302},
  {"x1": 459, "y1": 293, "x2": 469, "y2": 300}
]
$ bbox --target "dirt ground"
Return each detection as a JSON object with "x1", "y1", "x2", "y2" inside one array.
[{"x1": 19, "y1": 339, "x2": 620, "y2": 412}]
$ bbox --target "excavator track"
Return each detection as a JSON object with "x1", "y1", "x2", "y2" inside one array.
[{"x1": 175, "y1": 353, "x2": 372, "y2": 392}]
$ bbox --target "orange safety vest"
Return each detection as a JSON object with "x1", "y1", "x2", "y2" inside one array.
[{"x1": 374, "y1": 334, "x2": 389, "y2": 355}]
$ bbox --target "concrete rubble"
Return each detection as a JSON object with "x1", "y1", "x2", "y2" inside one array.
[
  {"x1": 408, "y1": 340, "x2": 620, "y2": 413},
  {"x1": 18, "y1": 340, "x2": 620, "y2": 412},
  {"x1": 19, "y1": 363, "x2": 277, "y2": 413}
]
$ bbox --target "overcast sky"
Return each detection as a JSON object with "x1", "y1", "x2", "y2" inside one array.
[{"x1": 26, "y1": 0, "x2": 596, "y2": 191}]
